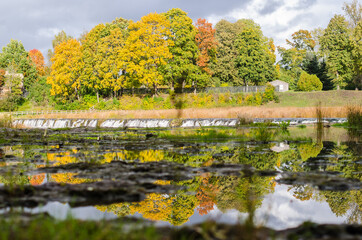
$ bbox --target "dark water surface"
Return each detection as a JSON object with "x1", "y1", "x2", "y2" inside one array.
[{"x1": 0, "y1": 126, "x2": 360, "y2": 231}]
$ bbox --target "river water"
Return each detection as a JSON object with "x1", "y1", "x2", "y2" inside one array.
[{"x1": 0, "y1": 125, "x2": 360, "y2": 230}]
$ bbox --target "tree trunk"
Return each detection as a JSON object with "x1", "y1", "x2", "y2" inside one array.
[
  {"x1": 75, "y1": 87, "x2": 80, "y2": 101},
  {"x1": 96, "y1": 90, "x2": 99, "y2": 103},
  {"x1": 171, "y1": 81, "x2": 174, "y2": 91},
  {"x1": 153, "y1": 83, "x2": 157, "y2": 97}
]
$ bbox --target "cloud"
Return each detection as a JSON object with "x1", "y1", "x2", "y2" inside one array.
[
  {"x1": 0, "y1": 0, "x2": 346, "y2": 61},
  {"x1": 0, "y1": 0, "x2": 252, "y2": 59},
  {"x1": 258, "y1": 0, "x2": 285, "y2": 15},
  {"x1": 206, "y1": 0, "x2": 344, "y2": 49}
]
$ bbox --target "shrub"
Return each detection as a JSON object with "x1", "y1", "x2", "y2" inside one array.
[
  {"x1": 0, "y1": 94, "x2": 23, "y2": 111},
  {"x1": 245, "y1": 94, "x2": 254, "y2": 105},
  {"x1": 254, "y1": 92, "x2": 263, "y2": 105},
  {"x1": 263, "y1": 83, "x2": 275, "y2": 102},
  {"x1": 27, "y1": 76, "x2": 51, "y2": 105},
  {"x1": 297, "y1": 71, "x2": 323, "y2": 91},
  {"x1": 83, "y1": 95, "x2": 98, "y2": 109}
]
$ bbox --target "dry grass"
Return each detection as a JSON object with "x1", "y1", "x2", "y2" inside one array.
[{"x1": 18, "y1": 106, "x2": 349, "y2": 119}]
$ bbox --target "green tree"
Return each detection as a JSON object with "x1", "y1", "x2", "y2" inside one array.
[
  {"x1": 320, "y1": 15, "x2": 355, "y2": 89},
  {"x1": 351, "y1": 20, "x2": 362, "y2": 89},
  {"x1": 302, "y1": 54, "x2": 334, "y2": 90},
  {"x1": 278, "y1": 30, "x2": 316, "y2": 89},
  {"x1": 0, "y1": 39, "x2": 38, "y2": 91},
  {"x1": 0, "y1": 62, "x2": 24, "y2": 111},
  {"x1": 163, "y1": 8, "x2": 205, "y2": 90},
  {"x1": 235, "y1": 26, "x2": 277, "y2": 86},
  {"x1": 211, "y1": 19, "x2": 259, "y2": 86}
]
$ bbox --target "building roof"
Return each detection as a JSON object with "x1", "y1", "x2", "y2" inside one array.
[{"x1": 270, "y1": 80, "x2": 288, "y2": 85}]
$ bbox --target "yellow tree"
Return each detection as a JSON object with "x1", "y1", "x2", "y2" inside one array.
[
  {"x1": 97, "y1": 28, "x2": 128, "y2": 97},
  {"x1": 81, "y1": 24, "x2": 108, "y2": 102},
  {"x1": 122, "y1": 13, "x2": 174, "y2": 95},
  {"x1": 47, "y1": 39, "x2": 84, "y2": 101}
]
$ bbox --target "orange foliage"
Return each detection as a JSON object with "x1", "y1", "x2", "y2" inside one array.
[
  {"x1": 28, "y1": 49, "x2": 46, "y2": 76},
  {"x1": 28, "y1": 174, "x2": 45, "y2": 185},
  {"x1": 196, "y1": 174, "x2": 219, "y2": 215},
  {"x1": 195, "y1": 18, "x2": 217, "y2": 74},
  {"x1": 0, "y1": 69, "x2": 5, "y2": 87}
]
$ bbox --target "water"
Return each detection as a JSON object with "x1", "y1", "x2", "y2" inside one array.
[{"x1": 0, "y1": 126, "x2": 360, "y2": 231}]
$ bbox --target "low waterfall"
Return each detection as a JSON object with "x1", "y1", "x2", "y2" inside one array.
[
  {"x1": 13, "y1": 119, "x2": 98, "y2": 129},
  {"x1": 180, "y1": 119, "x2": 238, "y2": 127},
  {"x1": 11, "y1": 117, "x2": 347, "y2": 129},
  {"x1": 253, "y1": 118, "x2": 347, "y2": 125},
  {"x1": 100, "y1": 119, "x2": 170, "y2": 128}
]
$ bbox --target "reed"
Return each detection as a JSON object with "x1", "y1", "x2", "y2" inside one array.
[
  {"x1": 315, "y1": 102, "x2": 324, "y2": 143},
  {"x1": 346, "y1": 104, "x2": 362, "y2": 128},
  {"x1": 16, "y1": 106, "x2": 347, "y2": 120}
]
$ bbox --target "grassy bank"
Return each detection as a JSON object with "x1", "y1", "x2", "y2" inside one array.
[
  {"x1": 269, "y1": 90, "x2": 362, "y2": 107},
  {"x1": 5, "y1": 90, "x2": 362, "y2": 119}
]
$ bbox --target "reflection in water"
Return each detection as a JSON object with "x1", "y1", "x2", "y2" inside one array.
[{"x1": 0, "y1": 127, "x2": 360, "y2": 228}]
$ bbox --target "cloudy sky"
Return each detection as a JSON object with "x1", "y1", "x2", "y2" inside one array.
[{"x1": 0, "y1": 0, "x2": 346, "y2": 62}]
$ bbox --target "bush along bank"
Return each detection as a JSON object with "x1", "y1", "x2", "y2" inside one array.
[{"x1": 53, "y1": 85, "x2": 277, "y2": 111}]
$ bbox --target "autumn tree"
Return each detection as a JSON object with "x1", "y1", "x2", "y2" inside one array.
[
  {"x1": 195, "y1": 18, "x2": 217, "y2": 87},
  {"x1": 47, "y1": 30, "x2": 73, "y2": 64},
  {"x1": 278, "y1": 30, "x2": 315, "y2": 71},
  {"x1": 163, "y1": 8, "x2": 205, "y2": 90},
  {"x1": 278, "y1": 30, "x2": 319, "y2": 89},
  {"x1": 0, "y1": 69, "x2": 5, "y2": 87},
  {"x1": 80, "y1": 18, "x2": 130, "y2": 100},
  {"x1": 343, "y1": 0, "x2": 362, "y2": 29},
  {"x1": 28, "y1": 49, "x2": 45, "y2": 76},
  {"x1": 235, "y1": 25, "x2": 277, "y2": 86},
  {"x1": 80, "y1": 24, "x2": 108, "y2": 102},
  {"x1": 122, "y1": 13, "x2": 174, "y2": 95},
  {"x1": 47, "y1": 39, "x2": 84, "y2": 101},
  {"x1": 320, "y1": 15, "x2": 355, "y2": 89},
  {"x1": 99, "y1": 28, "x2": 128, "y2": 97}
]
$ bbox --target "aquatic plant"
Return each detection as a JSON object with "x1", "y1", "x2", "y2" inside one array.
[
  {"x1": 279, "y1": 121, "x2": 290, "y2": 132},
  {"x1": 0, "y1": 113, "x2": 12, "y2": 128},
  {"x1": 346, "y1": 104, "x2": 362, "y2": 128},
  {"x1": 251, "y1": 125, "x2": 274, "y2": 142}
]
